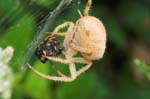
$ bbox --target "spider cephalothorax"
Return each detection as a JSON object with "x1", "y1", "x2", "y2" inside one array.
[
  {"x1": 35, "y1": 37, "x2": 64, "y2": 63},
  {"x1": 28, "y1": 0, "x2": 106, "y2": 82}
]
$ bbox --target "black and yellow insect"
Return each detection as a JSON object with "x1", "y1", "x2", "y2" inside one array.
[{"x1": 35, "y1": 37, "x2": 64, "y2": 63}]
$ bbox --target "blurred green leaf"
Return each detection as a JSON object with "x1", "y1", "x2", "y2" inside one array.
[
  {"x1": 57, "y1": 72, "x2": 110, "y2": 99},
  {"x1": 35, "y1": 0, "x2": 61, "y2": 7},
  {"x1": 105, "y1": 17, "x2": 127, "y2": 48},
  {"x1": 93, "y1": 6, "x2": 127, "y2": 48},
  {"x1": 23, "y1": 61, "x2": 52, "y2": 99},
  {"x1": 0, "y1": 14, "x2": 35, "y2": 70},
  {"x1": 0, "y1": 0, "x2": 17, "y2": 13},
  {"x1": 0, "y1": 0, "x2": 26, "y2": 32},
  {"x1": 134, "y1": 59, "x2": 150, "y2": 80},
  {"x1": 117, "y1": 1, "x2": 150, "y2": 43}
]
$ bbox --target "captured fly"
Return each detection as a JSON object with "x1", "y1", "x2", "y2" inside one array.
[{"x1": 35, "y1": 37, "x2": 64, "y2": 63}]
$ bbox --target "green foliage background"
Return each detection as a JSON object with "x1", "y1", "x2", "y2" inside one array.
[{"x1": 0, "y1": 0, "x2": 150, "y2": 99}]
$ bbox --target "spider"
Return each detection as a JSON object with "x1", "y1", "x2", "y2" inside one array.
[{"x1": 27, "y1": 0, "x2": 106, "y2": 82}]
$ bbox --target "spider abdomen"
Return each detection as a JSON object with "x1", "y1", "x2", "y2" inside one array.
[{"x1": 74, "y1": 16, "x2": 106, "y2": 60}]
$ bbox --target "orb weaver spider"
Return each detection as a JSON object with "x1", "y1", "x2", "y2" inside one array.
[{"x1": 27, "y1": 0, "x2": 106, "y2": 82}]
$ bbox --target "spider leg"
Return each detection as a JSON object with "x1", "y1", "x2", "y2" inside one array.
[
  {"x1": 50, "y1": 22, "x2": 74, "y2": 37},
  {"x1": 51, "y1": 64, "x2": 66, "y2": 77},
  {"x1": 45, "y1": 56, "x2": 71, "y2": 64},
  {"x1": 28, "y1": 59, "x2": 92, "y2": 82},
  {"x1": 46, "y1": 56, "x2": 77, "y2": 81},
  {"x1": 68, "y1": 62, "x2": 77, "y2": 80},
  {"x1": 70, "y1": 43, "x2": 92, "y2": 55},
  {"x1": 27, "y1": 63, "x2": 74, "y2": 82},
  {"x1": 53, "y1": 22, "x2": 74, "y2": 32},
  {"x1": 84, "y1": 0, "x2": 92, "y2": 16},
  {"x1": 73, "y1": 57, "x2": 92, "y2": 76},
  {"x1": 45, "y1": 32, "x2": 66, "y2": 36},
  {"x1": 77, "y1": 9, "x2": 83, "y2": 18}
]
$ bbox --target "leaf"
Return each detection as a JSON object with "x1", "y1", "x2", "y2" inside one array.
[
  {"x1": 34, "y1": 0, "x2": 61, "y2": 7},
  {"x1": 23, "y1": 61, "x2": 52, "y2": 99},
  {"x1": 56, "y1": 72, "x2": 110, "y2": 99},
  {"x1": 0, "y1": 14, "x2": 35, "y2": 70},
  {"x1": 134, "y1": 59, "x2": 150, "y2": 80},
  {"x1": 93, "y1": 6, "x2": 127, "y2": 48}
]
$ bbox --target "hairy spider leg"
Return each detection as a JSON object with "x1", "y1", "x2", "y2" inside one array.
[
  {"x1": 50, "y1": 63, "x2": 66, "y2": 77},
  {"x1": 27, "y1": 49, "x2": 77, "y2": 82},
  {"x1": 45, "y1": 53, "x2": 92, "y2": 80},
  {"x1": 45, "y1": 32, "x2": 66, "y2": 36},
  {"x1": 46, "y1": 22, "x2": 74, "y2": 37},
  {"x1": 27, "y1": 56, "x2": 77, "y2": 82},
  {"x1": 84, "y1": 0, "x2": 92, "y2": 16},
  {"x1": 27, "y1": 63, "x2": 70, "y2": 81},
  {"x1": 77, "y1": 9, "x2": 83, "y2": 18}
]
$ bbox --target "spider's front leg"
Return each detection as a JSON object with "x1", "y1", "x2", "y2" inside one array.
[
  {"x1": 27, "y1": 56, "x2": 77, "y2": 82},
  {"x1": 46, "y1": 21, "x2": 74, "y2": 37},
  {"x1": 45, "y1": 56, "x2": 71, "y2": 64},
  {"x1": 45, "y1": 32, "x2": 66, "y2": 36}
]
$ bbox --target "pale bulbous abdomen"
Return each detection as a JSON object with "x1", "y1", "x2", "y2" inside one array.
[{"x1": 74, "y1": 16, "x2": 106, "y2": 60}]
